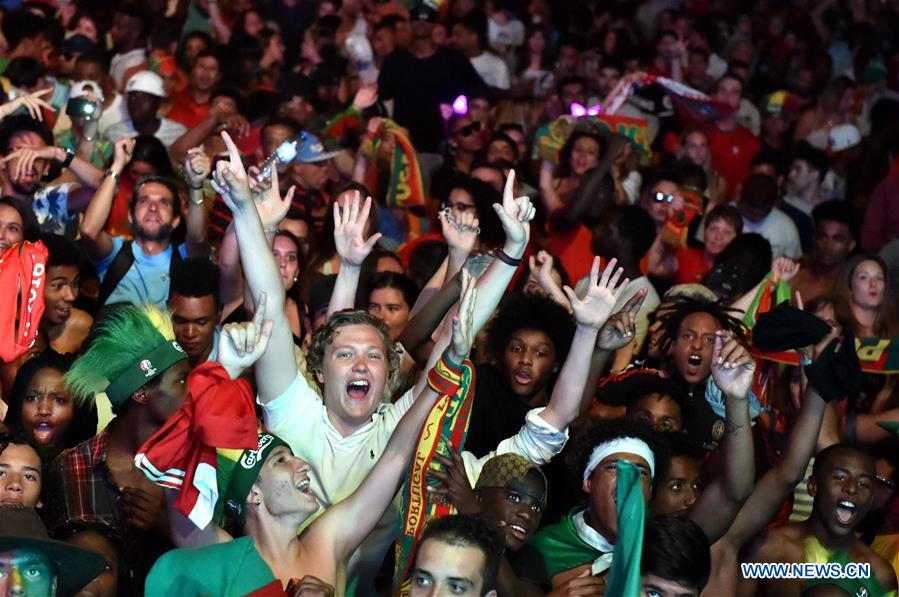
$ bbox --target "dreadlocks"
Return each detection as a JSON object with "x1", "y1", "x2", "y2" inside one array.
[{"x1": 656, "y1": 297, "x2": 746, "y2": 358}]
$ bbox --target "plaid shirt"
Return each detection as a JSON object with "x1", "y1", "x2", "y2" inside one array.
[
  {"x1": 45, "y1": 428, "x2": 174, "y2": 594},
  {"x1": 45, "y1": 428, "x2": 120, "y2": 532}
]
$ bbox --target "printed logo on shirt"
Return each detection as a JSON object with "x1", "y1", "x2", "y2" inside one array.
[
  {"x1": 140, "y1": 359, "x2": 156, "y2": 377},
  {"x1": 172, "y1": 341, "x2": 184, "y2": 352},
  {"x1": 240, "y1": 434, "x2": 274, "y2": 469}
]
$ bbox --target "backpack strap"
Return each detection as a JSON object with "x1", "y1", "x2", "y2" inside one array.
[
  {"x1": 98, "y1": 241, "x2": 185, "y2": 306},
  {"x1": 97, "y1": 240, "x2": 135, "y2": 306}
]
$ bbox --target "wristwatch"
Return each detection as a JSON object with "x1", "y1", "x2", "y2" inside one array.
[{"x1": 60, "y1": 148, "x2": 75, "y2": 168}]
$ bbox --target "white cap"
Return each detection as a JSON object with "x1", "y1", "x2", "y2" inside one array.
[
  {"x1": 828, "y1": 124, "x2": 861, "y2": 153},
  {"x1": 69, "y1": 80, "x2": 104, "y2": 103},
  {"x1": 124, "y1": 70, "x2": 166, "y2": 98}
]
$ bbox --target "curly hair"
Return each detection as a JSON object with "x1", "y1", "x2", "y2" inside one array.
[
  {"x1": 5, "y1": 350, "x2": 98, "y2": 452},
  {"x1": 656, "y1": 296, "x2": 746, "y2": 359},
  {"x1": 486, "y1": 292, "x2": 576, "y2": 365},
  {"x1": 567, "y1": 417, "x2": 667, "y2": 494},
  {"x1": 306, "y1": 309, "x2": 401, "y2": 394}
]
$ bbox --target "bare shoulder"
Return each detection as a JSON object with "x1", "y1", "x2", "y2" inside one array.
[
  {"x1": 745, "y1": 523, "x2": 805, "y2": 562},
  {"x1": 852, "y1": 540, "x2": 898, "y2": 590}
]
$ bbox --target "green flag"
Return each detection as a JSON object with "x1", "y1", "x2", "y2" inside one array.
[{"x1": 605, "y1": 460, "x2": 645, "y2": 596}]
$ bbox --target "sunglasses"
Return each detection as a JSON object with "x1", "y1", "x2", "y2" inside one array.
[
  {"x1": 653, "y1": 191, "x2": 676, "y2": 203},
  {"x1": 453, "y1": 121, "x2": 482, "y2": 137}
]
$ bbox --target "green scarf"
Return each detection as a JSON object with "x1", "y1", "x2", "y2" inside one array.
[{"x1": 605, "y1": 460, "x2": 645, "y2": 596}]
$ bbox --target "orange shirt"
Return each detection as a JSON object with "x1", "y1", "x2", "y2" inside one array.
[
  {"x1": 167, "y1": 91, "x2": 211, "y2": 129},
  {"x1": 546, "y1": 219, "x2": 595, "y2": 283}
]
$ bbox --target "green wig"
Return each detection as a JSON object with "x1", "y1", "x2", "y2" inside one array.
[{"x1": 65, "y1": 305, "x2": 180, "y2": 406}]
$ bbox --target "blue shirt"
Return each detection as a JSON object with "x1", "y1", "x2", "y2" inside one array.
[{"x1": 94, "y1": 237, "x2": 189, "y2": 308}]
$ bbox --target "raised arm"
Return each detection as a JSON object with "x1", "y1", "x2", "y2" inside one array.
[
  {"x1": 540, "y1": 257, "x2": 630, "y2": 429},
  {"x1": 720, "y1": 383, "x2": 828, "y2": 550},
  {"x1": 311, "y1": 271, "x2": 478, "y2": 560},
  {"x1": 183, "y1": 147, "x2": 211, "y2": 258},
  {"x1": 211, "y1": 132, "x2": 297, "y2": 403},
  {"x1": 79, "y1": 138, "x2": 134, "y2": 260},
  {"x1": 410, "y1": 170, "x2": 536, "y2": 398},
  {"x1": 327, "y1": 192, "x2": 382, "y2": 317},
  {"x1": 687, "y1": 333, "x2": 756, "y2": 542}
]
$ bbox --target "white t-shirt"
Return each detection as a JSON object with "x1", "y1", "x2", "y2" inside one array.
[
  {"x1": 262, "y1": 373, "x2": 568, "y2": 595},
  {"x1": 470, "y1": 52, "x2": 511, "y2": 89},
  {"x1": 105, "y1": 117, "x2": 187, "y2": 147},
  {"x1": 742, "y1": 207, "x2": 802, "y2": 259},
  {"x1": 487, "y1": 17, "x2": 524, "y2": 50}
]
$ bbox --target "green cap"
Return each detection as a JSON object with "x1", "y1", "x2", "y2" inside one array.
[
  {"x1": 104, "y1": 340, "x2": 188, "y2": 406},
  {"x1": 218, "y1": 432, "x2": 290, "y2": 527}
]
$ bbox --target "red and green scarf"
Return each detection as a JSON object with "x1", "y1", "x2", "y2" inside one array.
[{"x1": 393, "y1": 359, "x2": 476, "y2": 596}]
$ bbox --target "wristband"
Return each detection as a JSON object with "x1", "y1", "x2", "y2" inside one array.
[
  {"x1": 427, "y1": 352, "x2": 463, "y2": 396},
  {"x1": 60, "y1": 148, "x2": 75, "y2": 168},
  {"x1": 494, "y1": 248, "x2": 522, "y2": 267}
]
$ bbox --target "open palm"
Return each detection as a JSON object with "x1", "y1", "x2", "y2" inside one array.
[
  {"x1": 710, "y1": 332, "x2": 756, "y2": 399},
  {"x1": 334, "y1": 191, "x2": 382, "y2": 266},
  {"x1": 563, "y1": 257, "x2": 630, "y2": 329}
]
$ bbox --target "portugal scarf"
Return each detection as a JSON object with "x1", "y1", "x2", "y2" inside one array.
[
  {"x1": 393, "y1": 359, "x2": 475, "y2": 596},
  {"x1": 362, "y1": 119, "x2": 426, "y2": 209}
]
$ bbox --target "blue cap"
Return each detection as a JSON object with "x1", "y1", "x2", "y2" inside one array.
[{"x1": 297, "y1": 131, "x2": 342, "y2": 163}]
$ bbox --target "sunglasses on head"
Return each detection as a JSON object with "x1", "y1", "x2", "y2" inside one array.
[
  {"x1": 653, "y1": 191, "x2": 675, "y2": 203},
  {"x1": 453, "y1": 121, "x2": 482, "y2": 137}
]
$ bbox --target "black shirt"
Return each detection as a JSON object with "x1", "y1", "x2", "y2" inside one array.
[
  {"x1": 465, "y1": 363, "x2": 533, "y2": 458},
  {"x1": 378, "y1": 47, "x2": 486, "y2": 153}
]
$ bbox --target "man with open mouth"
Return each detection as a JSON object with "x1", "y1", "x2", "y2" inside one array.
[
  {"x1": 739, "y1": 443, "x2": 897, "y2": 596},
  {"x1": 217, "y1": 129, "x2": 549, "y2": 593}
]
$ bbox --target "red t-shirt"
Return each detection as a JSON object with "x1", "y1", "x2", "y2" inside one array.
[
  {"x1": 675, "y1": 246, "x2": 713, "y2": 285},
  {"x1": 167, "y1": 91, "x2": 211, "y2": 129},
  {"x1": 545, "y1": 218, "x2": 595, "y2": 284},
  {"x1": 707, "y1": 124, "x2": 760, "y2": 201}
]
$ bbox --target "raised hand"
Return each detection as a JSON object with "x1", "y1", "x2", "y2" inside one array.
[
  {"x1": 710, "y1": 331, "x2": 756, "y2": 399},
  {"x1": 210, "y1": 131, "x2": 253, "y2": 211},
  {"x1": 597, "y1": 287, "x2": 647, "y2": 351},
  {"x1": 562, "y1": 257, "x2": 630, "y2": 329},
  {"x1": 217, "y1": 292, "x2": 275, "y2": 379},
  {"x1": 334, "y1": 190, "x2": 382, "y2": 266},
  {"x1": 248, "y1": 163, "x2": 294, "y2": 230},
  {"x1": 440, "y1": 207, "x2": 479, "y2": 257},
  {"x1": 447, "y1": 269, "x2": 477, "y2": 364},
  {"x1": 0, "y1": 88, "x2": 52, "y2": 121},
  {"x1": 427, "y1": 448, "x2": 479, "y2": 514},
  {"x1": 112, "y1": 138, "x2": 136, "y2": 171},
  {"x1": 492, "y1": 169, "x2": 536, "y2": 257},
  {"x1": 352, "y1": 84, "x2": 378, "y2": 111},
  {"x1": 772, "y1": 257, "x2": 799, "y2": 283},
  {"x1": 529, "y1": 250, "x2": 559, "y2": 292},
  {"x1": 0, "y1": 145, "x2": 59, "y2": 182},
  {"x1": 184, "y1": 147, "x2": 211, "y2": 188}
]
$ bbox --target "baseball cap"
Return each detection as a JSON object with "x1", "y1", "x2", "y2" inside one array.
[
  {"x1": 125, "y1": 70, "x2": 166, "y2": 98},
  {"x1": 475, "y1": 454, "x2": 547, "y2": 503},
  {"x1": 297, "y1": 131, "x2": 342, "y2": 163},
  {"x1": 61, "y1": 34, "x2": 97, "y2": 56},
  {"x1": 828, "y1": 123, "x2": 861, "y2": 153},
  {"x1": 69, "y1": 80, "x2": 105, "y2": 103},
  {"x1": 762, "y1": 90, "x2": 798, "y2": 120},
  {"x1": 411, "y1": 4, "x2": 438, "y2": 21}
]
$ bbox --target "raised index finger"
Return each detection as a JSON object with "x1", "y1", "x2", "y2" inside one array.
[
  {"x1": 220, "y1": 131, "x2": 242, "y2": 168},
  {"x1": 503, "y1": 169, "x2": 516, "y2": 208}
]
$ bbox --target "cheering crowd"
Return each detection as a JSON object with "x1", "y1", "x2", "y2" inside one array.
[{"x1": 2, "y1": 0, "x2": 899, "y2": 595}]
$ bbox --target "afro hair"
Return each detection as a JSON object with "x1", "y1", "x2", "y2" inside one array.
[{"x1": 486, "y1": 292, "x2": 576, "y2": 365}]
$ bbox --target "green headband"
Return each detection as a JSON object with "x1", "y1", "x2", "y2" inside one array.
[
  {"x1": 104, "y1": 340, "x2": 188, "y2": 406},
  {"x1": 221, "y1": 433, "x2": 290, "y2": 526}
]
